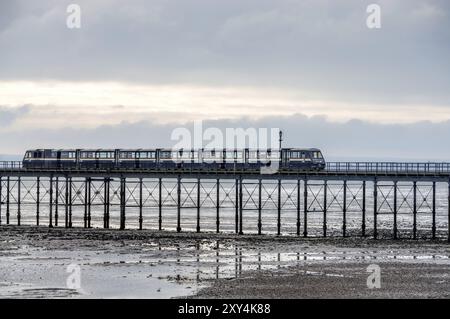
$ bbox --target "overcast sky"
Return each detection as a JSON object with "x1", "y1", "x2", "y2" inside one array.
[{"x1": 0, "y1": 0, "x2": 449, "y2": 160}]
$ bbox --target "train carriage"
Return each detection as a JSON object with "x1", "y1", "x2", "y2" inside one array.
[{"x1": 22, "y1": 148, "x2": 325, "y2": 171}]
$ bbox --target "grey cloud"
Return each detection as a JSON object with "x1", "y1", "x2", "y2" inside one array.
[
  {"x1": 0, "y1": 0, "x2": 449, "y2": 105},
  {"x1": 0, "y1": 105, "x2": 30, "y2": 126},
  {"x1": 2, "y1": 114, "x2": 450, "y2": 161},
  {"x1": 0, "y1": 0, "x2": 20, "y2": 32}
]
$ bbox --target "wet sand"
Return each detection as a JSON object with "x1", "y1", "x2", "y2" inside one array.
[
  {"x1": 1, "y1": 226, "x2": 450, "y2": 298},
  {"x1": 192, "y1": 262, "x2": 450, "y2": 299}
]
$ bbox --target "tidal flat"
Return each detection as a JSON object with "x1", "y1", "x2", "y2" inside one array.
[{"x1": 1, "y1": 226, "x2": 449, "y2": 298}]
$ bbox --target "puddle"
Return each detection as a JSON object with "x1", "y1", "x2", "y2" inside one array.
[{"x1": 1, "y1": 238, "x2": 450, "y2": 298}]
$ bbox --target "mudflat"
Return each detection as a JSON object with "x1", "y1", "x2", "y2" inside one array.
[{"x1": 1, "y1": 226, "x2": 449, "y2": 298}]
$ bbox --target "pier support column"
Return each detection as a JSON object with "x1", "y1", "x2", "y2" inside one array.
[
  {"x1": 323, "y1": 180, "x2": 327, "y2": 237},
  {"x1": 277, "y1": 179, "x2": 281, "y2": 236},
  {"x1": 235, "y1": 178, "x2": 239, "y2": 234},
  {"x1": 239, "y1": 177, "x2": 243, "y2": 235},
  {"x1": 413, "y1": 181, "x2": 417, "y2": 239},
  {"x1": 258, "y1": 178, "x2": 262, "y2": 235},
  {"x1": 373, "y1": 179, "x2": 378, "y2": 239},
  {"x1": 65, "y1": 177, "x2": 69, "y2": 228},
  {"x1": 296, "y1": 179, "x2": 301, "y2": 236},
  {"x1": 303, "y1": 179, "x2": 308, "y2": 238},
  {"x1": 104, "y1": 178, "x2": 110, "y2": 229},
  {"x1": 17, "y1": 177, "x2": 21, "y2": 226},
  {"x1": 6, "y1": 177, "x2": 10, "y2": 225},
  {"x1": 120, "y1": 177, "x2": 126, "y2": 230},
  {"x1": 158, "y1": 178, "x2": 162, "y2": 231},
  {"x1": 139, "y1": 178, "x2": 143, "y2": 230},
  {"x1": 432, "y1": 181, "x2": 436, "y2": 239},
  {"x1": 216, "y1": 178, "x2": 220, "y2": 233},
  {"x1": 196, "y1": 178, "x2": 200, "y2": 233},
  {"x1": 68, "y1": 177, "x2": 72, "y2": 228},
  {"x1": 343, "y1": 180, "x2": 347, "y2": 237},
  {"x1": 393, "y1": 181, "x2": 398, "y2": 239},
  {"x1": 55, "y1": 177, "x2": 59, "y2": 227},
  {"x1": 49, "y1": 176, "x2": 53, "y2": 228},
  {"x1": 362, "y1": 181, "x2": 366, "y2": 237},
  {"x1": 176, "y1": 176, "x2": 181, "y2": 233},
  {"x1": 448, "y1": 179, "x2": 450, "y2": 243},
  {"x1": 84, "y1": 178, "x2": 88, "y2": 228},
  {"x1": 36, "y1": 177, "x2": 40, "y2": 226},
  {"x1": 87, "y1": 177, "x2": 91, "y2": 228}
]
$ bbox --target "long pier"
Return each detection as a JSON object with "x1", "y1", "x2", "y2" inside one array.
[{"x1": 1, "y1": 161, "x2": 450, "y2": 241}]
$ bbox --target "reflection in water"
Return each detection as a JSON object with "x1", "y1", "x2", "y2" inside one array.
[{"x1": 138, "y1": 240, "x2": 450, "y2": 286}]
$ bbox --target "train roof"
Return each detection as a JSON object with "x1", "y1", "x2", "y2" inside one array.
[{"x1": 25, "y1": 148, "x2": 323, "y2": 152}]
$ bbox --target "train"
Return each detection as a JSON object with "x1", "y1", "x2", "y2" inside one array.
[{"x1": 22, "y1": 148, "x2": 326, "y2": 170}]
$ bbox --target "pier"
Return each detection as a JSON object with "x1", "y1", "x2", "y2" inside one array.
[{"x1": 1, "y1": 161, "x2": 450, "y2": 241}]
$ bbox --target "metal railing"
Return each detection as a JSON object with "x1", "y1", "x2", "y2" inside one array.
[
  {"x1": 2, "y1": 161, "x2": 450, "y2": 174},
  {"x1": 0, "y1": 161, "x2": 22, "y2": 170},
  {"x1": 326, "y1": 162, "x2": 450, "y2": 174}
]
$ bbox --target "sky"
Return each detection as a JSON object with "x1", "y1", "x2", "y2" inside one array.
[{"x1": 0, "y1": 0, "x2": 449, "y2": 160}]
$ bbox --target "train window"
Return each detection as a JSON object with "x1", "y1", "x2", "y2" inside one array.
[
  {"x1": 249, "y1": 151, "x2": 258, "y2": 159},
  {"x1": 160, "y1": 151, "x2": 171, "y2": 159},
  {"x1": 313, "y1": 152, "x2": 322, "y2": 159},
  {"x1": 99, "y1": 152, "x2": 111, "y2": 159},
  {"x1": 138, "y1": 152, "x2": 146, "y2": 159},
  {"x1": 181, "y1": 152, "x2": 191, "y2": 160},
  {"x1": 120, "y1": 152, "x2": 134, "y2": 159}
]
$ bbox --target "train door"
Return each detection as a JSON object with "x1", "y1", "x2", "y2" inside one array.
[
  {"x1": 281, "y1": 149, "x2": 289, "y2": 168},
  {"x1": 93, "y1": 151, "x2": 98, "y2": 169},
  {"x1": 43, "y1": 149, "x2": 53, "y2": 168},
  {"x1": 155, "y1": 149, "x2": 160, "y2": 169},
  {"x1": 114, "y1": 149, "x2": 120, "y2": 169},
  {"x1": 57, "y1": 151, "x2": 62, "y2": 169},
  {"x1": 135, "y1": 151, "x2": 140, "y2": 169},
  {"x1": 76, "y1": 149, "x2": 81, "y2": 169},
  {"x1": 244, "y1": 149, "x2": 249, "y2": 168}
]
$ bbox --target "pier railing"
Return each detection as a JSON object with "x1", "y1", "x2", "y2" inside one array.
[
  {"x1": 1, "y1": 161, "x2": 450, "y2": 174},
  {"x1": 0, "y1": 161, "x2": 22, "y2": 170},
  {"x1": 325, "y1": 162, "x2": 450, "y2": 174}
]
